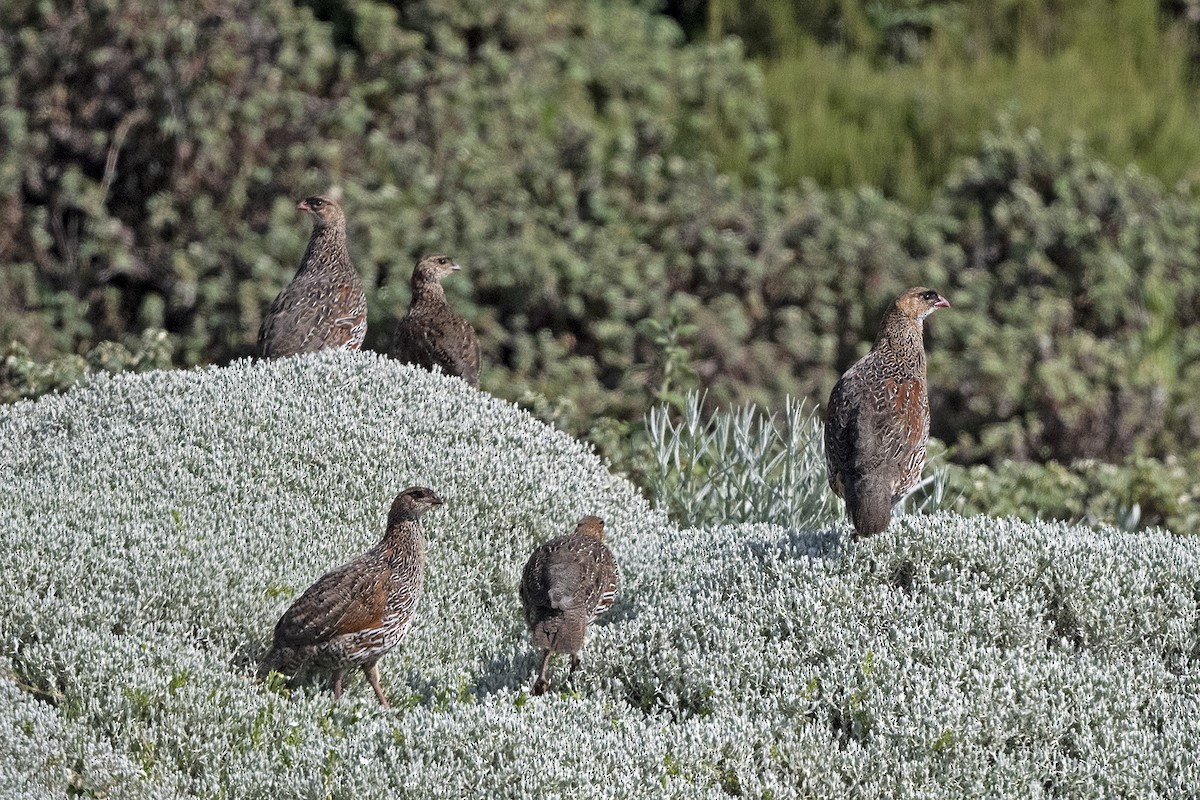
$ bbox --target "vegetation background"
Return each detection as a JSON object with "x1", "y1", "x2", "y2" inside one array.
[
  {"x1": 4, "y1": 3, "x2": 1200, "y2": 792},
  {"x1": 5, "y1": 0, "x2": 1200, "y2": 531}
]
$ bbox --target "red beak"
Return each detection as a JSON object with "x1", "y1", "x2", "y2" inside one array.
[
  {"x1": 297, "y1": 200, "x2": 311, "y2": 212},
  {"x1": 935, "y1": 296, "x2": 951, "y2": 309}
]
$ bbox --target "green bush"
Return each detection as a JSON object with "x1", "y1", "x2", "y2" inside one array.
[
  {"x1": 929, "y1": 128, "x2": 1200, "y2": 463},
  {"x1": 0, "y1": 0, "x2": 939, "y2": 446},
  {"x1": 6, "y1": 0, "x2": 1200, "y2": 473},
  {"x1": 0, "y1": 0, "x2": 779, "y2": 427},
  {"x1": 940, "y1": 455, "x2": 1200, "y2": 536},
  {"x1": 0, "y1": 0, "x2": 348, "y2": 363},
  {"x1": 1, "y1": 328, "x2": 173, "y2": 403}
]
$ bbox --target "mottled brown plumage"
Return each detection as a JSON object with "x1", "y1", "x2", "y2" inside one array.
[
  {"x1": 391, "y1": 254, "x2": 481, "y2": 387},
  {"x1": 825, "y1": 287, "x2": 950, "y2": 538},
  {"x1": 256, "y1": 487, "x2": 443, "y2": 705},
  {"x1": 257, "y1": 196, "x2": 367, "y2": 358},
  {"x1": 519, "y1": 515, "x2": 619, "y2": 696}
]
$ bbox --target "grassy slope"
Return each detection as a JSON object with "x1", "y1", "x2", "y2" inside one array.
[{"x1": 0, "y1": 352, "x2": 1196, "y2": 797}]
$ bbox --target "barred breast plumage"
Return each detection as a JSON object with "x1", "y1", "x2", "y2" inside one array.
[
  {"x1": 256, "y1": 486, "x2": 442, "y2": 706},
  {"x1": 257, "y1": 196, "x2": 367, "y2": 358},
  {"x1": 391, "y1": 254, "x2": 481, "y2": 387},
  {"x1": 825, "y1": 287, "x2": 950, "y2": 538}
]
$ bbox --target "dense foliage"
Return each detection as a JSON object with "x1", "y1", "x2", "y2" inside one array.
[
  {"x1": 1, "y1": 328, "x2": 171, "y2": 403},
  {"x1": 930, "y1": 130, "x2": 1200, "y2": 463},
  {"x1": 941, "y1": 455, "x2": 1200, "y2": 537},
  {"x1": 5, "y1": 0, "x2": 1200, "y2": 473},
  {"x1": 2, "y1": 353, "x2": 1198, "y2": 796},
  {"x1": 0, "y1": 0, "x2": 778, "y2": 428}
]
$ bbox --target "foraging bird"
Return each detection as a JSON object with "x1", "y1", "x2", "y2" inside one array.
[
  {"x1": 825, "y1": 287, "x2": 950, "y2": 538},
  {"x1": 391, "y1": 254, "x2": 481, "y2": 387},
  {"x1": 256, "y1": 487, "x2": 443, "y2": 706},
  {"x1": 519, "y1": 515, "x2": 619, "y2": 696},
  {"x1": 257, "y1": 196, "x2": 367, "y2": 358}
]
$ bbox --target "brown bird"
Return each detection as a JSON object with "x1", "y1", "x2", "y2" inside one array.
[
  {"x1": 519, "y1": 515, "x2": 619, "y2": 696},
  {"x1": 257, "y1": 196, "x2": 367, "y2": 358},
  {"x1": 825, "y1": 287, "x2": 950, "y2": 538},
  {"x1": 256, "y1": 487, "x2": 443, "y2": 706},
  {"x1": 391, "y1": 254, "x2": 481, "y2": 387}
]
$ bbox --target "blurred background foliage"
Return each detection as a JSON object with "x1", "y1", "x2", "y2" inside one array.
[
  {"x1": 3, "y1": 0, "x2": 1200, "y2": 531},
  {"x1": 690, "y1": 0, "x2": 1200, "y2": 204}
]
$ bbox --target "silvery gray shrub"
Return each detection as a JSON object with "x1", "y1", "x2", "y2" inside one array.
[{"x1": 1, "y1": 351, "x2": 1196, "y2": 797}]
